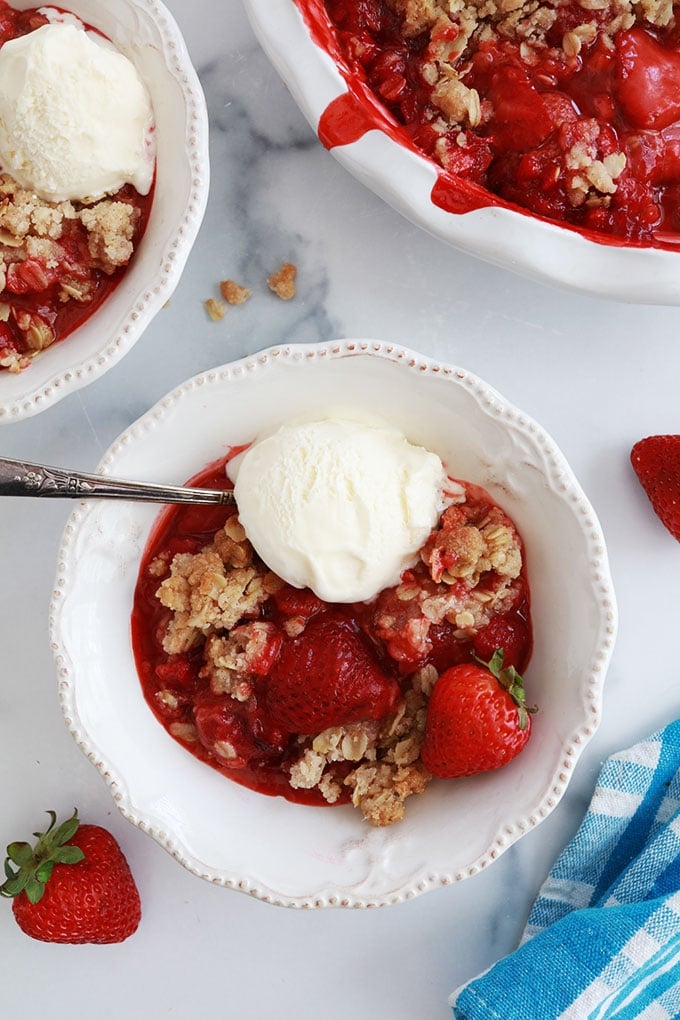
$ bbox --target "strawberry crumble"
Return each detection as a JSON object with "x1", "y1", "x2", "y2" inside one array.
[
  {"x1": 312, "y1": 0, "x2": 680, "y2": 242},
  {"x1": 0, "y1": 4, "x2": 154, "y2": 372},
  {"x1": 132, "y1": 455, "x2": 532, "y2": 827}
]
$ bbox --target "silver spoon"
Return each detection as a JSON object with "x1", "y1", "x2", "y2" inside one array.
[{"x1": 0, "y1": 456, "x2": 236, "y2": 505}]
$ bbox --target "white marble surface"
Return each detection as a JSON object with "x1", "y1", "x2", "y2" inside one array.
[{"x1": 2, "y1": 1, "x2": 680, "y2": 1017}]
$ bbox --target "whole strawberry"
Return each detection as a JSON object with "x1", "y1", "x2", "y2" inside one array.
[
  {"x1": 630, "y1": 435, "x2": 680, "y2": 542},
  {"x1": 421, "y1": 649, "x2": 535, "y2": 779},
  {"x1": 1, "y1": 809, "x2": 141, "y2": 944},
  {"x1": 266, "y1": 611, "x2": 401, "y2": 733}
]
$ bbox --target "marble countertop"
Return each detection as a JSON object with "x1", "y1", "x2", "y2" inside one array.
[{"x1": 2, "y1": 1, "x2": 680, "y2": 1017}]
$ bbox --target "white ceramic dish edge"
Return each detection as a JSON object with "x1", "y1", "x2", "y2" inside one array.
[
  {"x1": 0, "y1": 0, "x2": 210, "y2": 423},
  {"x1": 244, "y1": 0, "x2": 680, "y2": 306},
  {"x1": 50, "y1": 340, "x2": 618, "y2": 908}
]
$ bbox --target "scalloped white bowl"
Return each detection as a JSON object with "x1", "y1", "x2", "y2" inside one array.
[
  {"x1": 50, "y1": 340, "x2": 617, "y2": 908},
  {"x1": 244, "y1": 0, "x2": 680, "y2": 305},
  {"x1": 0, "y1": 0, "x2": 209, "y2": 423}
]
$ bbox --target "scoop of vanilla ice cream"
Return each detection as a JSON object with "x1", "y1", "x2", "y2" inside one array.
[
  {"x1": 0, "y1": 23, "x2": 155, "y2": 203},
  {"x1": 231, "y1": 418, "x2": 446, "y2": 603}
]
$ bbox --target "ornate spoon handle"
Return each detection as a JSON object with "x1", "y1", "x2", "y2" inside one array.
[{"x1": 0, "y1": 457, "x2": 236, "y2": 505}]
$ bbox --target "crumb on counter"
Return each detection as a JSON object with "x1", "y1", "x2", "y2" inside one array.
[
  {"x1": 220, "y1": 279, "x2": 252, "y2": 305},
  {"x1": 267, "y1": 262, "x2": 297, "y2": 300},
  {"x1": 204, "y1": 297, "x2": 225, "y2": 322}
]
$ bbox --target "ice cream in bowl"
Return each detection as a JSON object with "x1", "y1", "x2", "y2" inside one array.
[
  {"x1": 0, "y1": 0, "x2": 209, "y2": 421},
  {"x1": 51, "y1": 341, "x2": 617, "y2": 906},
  {"x1": 231, "y1": 415, "x2": 448, "y2": 603},
  {"x1": 0, "y1": 21, "x2": 155, "y2": 205}
]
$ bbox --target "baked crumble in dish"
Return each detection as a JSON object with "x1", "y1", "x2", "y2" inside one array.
[
  {"x1": 132, "y1": 456, "x2": 532, "y2": 828},
  {"x1": 0, "y1": 3, "x2": 153, "y2": 373},
  {"x1": 303, "y1": 0, "x2": 680, "y2": 243}
]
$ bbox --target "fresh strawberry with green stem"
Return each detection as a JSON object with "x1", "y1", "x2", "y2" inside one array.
[
  {"x1": 630, "y1": 435, "x2": 680, "y2": 542},
  {"x1": 1, "y1": 809, "x2": 141, "y2": 944},
  {"x1": 421, "y1": 649, "x2": 535, "y2": 779},
  {"x1": 265, "y1": 611, "x2": 401, "y2": 733}
]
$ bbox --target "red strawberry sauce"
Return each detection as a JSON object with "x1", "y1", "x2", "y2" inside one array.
[
  {"x1": 295, "y1": 0, "x2": 680, "y2": 245},
  {"x1": 0, "y1": 3, "x2": 154, "y2": 364},
  {"x1": 131, "y1": 455, "x2": 532, "y2": 806}
]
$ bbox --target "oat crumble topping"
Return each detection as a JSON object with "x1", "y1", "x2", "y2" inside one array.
[{"x1": 0, "y1": 173, "x2": 145, "y2": 370}]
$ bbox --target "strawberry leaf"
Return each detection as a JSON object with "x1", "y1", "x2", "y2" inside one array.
[
  {"x1": 35, "y1": 861, "x2": 55, "y2": 884},
  {"x1": 473, "y1": 647, "x2": 538, "y2": 726},
  {"x1": 0, "y1": 871, "x2": 28, "y2": 897},
  {"x1": 53, "y1": 846, "x2": 85, "y2": 865},
  {"x1": 25, "y1": 876, "x2": 46, "y2": 905},
  {"x1": 6, "y1": 842, "x2": 33, "y2": 867},
  {"x1": 52, "y1": 815, "x2": 80, "y2": 846},
  {"x1": 1, "y1": 809, "x2": 83, "y2": 901}
]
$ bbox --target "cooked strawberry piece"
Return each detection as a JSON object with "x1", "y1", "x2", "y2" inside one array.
[
  {"x1": 265, "y1": 612, "x2": 401, "y2": 733},
  {"x1": 473, "y1": 609, "x2": 532, "y2": 671},
  {"x1": 614, "y1": 29, "x2": 680, "y2": 131},
  {"x1": 154, "y1": 654, "x2": 198, "y2": 691},
  {"x1": 166, "y1": 536, "x2": 203, "y2": 557},
  {"x1": 272, "y1": 585, "x2": 325, "y2": 620},
  {"x1": 630, "y1": 126, "x2": 680, "y2": 187},
  {"x1": 368, "y1": 46, "x2": 409, "y2": 102},
  {"x1": 437, "y1": 131, "x2": 493, "y2": 181},
  {"x1": 486, "y1": 65, "x2": 556, "y2": 153},
  {"x1": 372, "y1": 578, "x2": 433, "y2": 669},
  {"x1": 427, "y1": 621, "x2": 472, "y2": 673},
  {"x1": 5, "y1": 258, "x2": 60, "y2": 295},
  {"x1": 228, "y1": 621, "x2": 284, "y2": 677},
  {"x1": 193, "y1": 693, "x2": 288, "y2": 768}
]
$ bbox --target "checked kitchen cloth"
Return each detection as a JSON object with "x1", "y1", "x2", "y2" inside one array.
[{"x1": 450, "y1": 720, "x2": 680, "y2": 1019}]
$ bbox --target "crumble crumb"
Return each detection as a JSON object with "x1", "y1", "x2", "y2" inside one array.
[
  {"x1": 267, "y1": 262, "x2": 297, "y2": 300},
  {"x1": 345, "y1": 761, "x2": 431, "y2": 827},
  {"x1": 220, "y1": 279, "x2": 252, "y2": 305},
  {"x1": 79, "y1": 200, "x2": 138, "y2": 273},
  {"x1": 204, "y1": 297, "x2": 226, "y2": 322},
  {"x1": 201, "y1": 621, "x2": 282, "y2": 701},
  {"x1": 0, "y1": 346, "x2": 30, "y2": 372}
]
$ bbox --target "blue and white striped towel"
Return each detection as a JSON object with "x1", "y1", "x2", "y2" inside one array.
[{"x1": 450, "y1": 720, "x2": 680, "y2": 1019}]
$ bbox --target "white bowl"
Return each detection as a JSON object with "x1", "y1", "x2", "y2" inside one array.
[
  {"x1": 243, "y1": 0, "x2": 680, "y2": 306},
  {"x1": 0, "y1": 0, "x2": 209, "y2": 423},
  {"x1": 50, "y1": 340, "x2": 617, "y2": 908}
]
